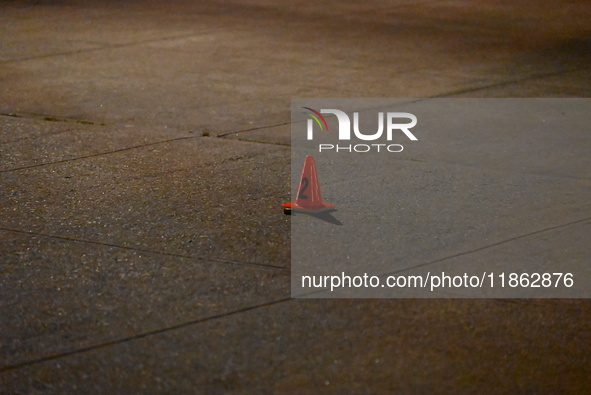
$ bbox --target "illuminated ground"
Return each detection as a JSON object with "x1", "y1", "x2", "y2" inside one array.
[{"x1": 1, "y1": 0, "x2": 590, "y2": 392}]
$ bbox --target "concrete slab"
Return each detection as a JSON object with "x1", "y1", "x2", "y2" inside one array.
[
  {"x1": 0, "y1": 115, "x2": 198, "y2": 172},
  {"x1": 0, "y1": 230, "x2": 288, "y2": 369},
  {"x1": 403, "y1": 219, "x2": 591, "y2": 298},
  {"x1": 1, "y1": 137, "x2": 291, "y2": 266},
  {"x1": 2, "y1": 298, "x2": 590, "y2": 393},
  {"x1": 291, "y1": 159, "x2": 590, "y2": 296},
  {"x1": 400, "y1": 99, "x2": 591, "y2": 179},
  {"x1": 1, "y1": 0, "x2": 590, "y2": 392},
  {"x1": 3, "y1": 0, "x2": 590, "y2": 132},
  {"x1": 290, "y1": 99, "x2": 590, "y2": 297}
]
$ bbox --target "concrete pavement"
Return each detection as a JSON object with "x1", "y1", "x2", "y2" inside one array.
[{"x1": 1, "y1": 0, "x2": 590, "y2": 393}]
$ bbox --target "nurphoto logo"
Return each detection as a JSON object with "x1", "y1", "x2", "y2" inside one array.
[{"x1": 303, "y1": 107, "x2": 418, "y2": 153}]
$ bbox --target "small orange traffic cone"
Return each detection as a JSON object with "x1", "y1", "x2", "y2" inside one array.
[{"x1": 283, "y1": 155, "x2": 336, "y2": 214}]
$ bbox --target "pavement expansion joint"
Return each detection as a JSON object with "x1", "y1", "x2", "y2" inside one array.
[
  {"x1": 228, "y1": 137, "x2": 290, "y2": 147},
  {"x1": 437, "y1": 66, "x2": 591, "y2": 98},
  {"x1": 0, "y1": 227, "x2": 287, "y2": 271},
  {"x1": 216, "y1": 122, "x2": 290, "y2": 138},
  {"x1": 1, "y1": 32, "x2": 217, "y2": 64},
  {"x1": 1, "y1": 122, "x2": 291, "y2": 173},
  {"x1": 0, "y1": 111, "x2": 103, "y2": 126},
  {"x1": 382, "y1": 217, "x2": 591, "y2": 278},
  {"x1": 294, "y1": 218, "x2": 591, "y2": 299},
  {"x1": 0, "y1": 135, "x2": 200, "y2": 173},
  {"x1": 0, "y1": 297, "x2": 292, "y2": 373}
]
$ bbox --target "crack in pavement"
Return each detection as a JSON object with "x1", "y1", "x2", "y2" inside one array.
[
  {"x1": 0, "y1": 135, "x2": 201, "y2": 173},
  {"x1": 0, "y1": 112, "x2": 103, "y2": 126},
  {"x1": 437, "y1": 66, "x2": 591, "y2": 97},
  {"x1": 222, "y1": 137, "x2": 290, "y2": 147},
  {"x1": 0, "y1": 296, "x2": 292, "y2": 372},
  {"x1": 216, "y1": 122, "x2": 289, "y2": 138},
  {"x1": 0, "y1": 32, "x2": 219, "y2": 64},
  {"x1": 0, "y1": 125, "x2": 291, "y2": 174},
  {"x1": 371, "y1": 216, "x2": 591, "y2": 278},
  {"x1": 295, "y1": 216, "x2": 591, "y2": 298},
  {"x1": 1, "y1": 218, "x2": 588, "y2": 371},
  {"x1": 2, "y1": 65, "x2": 588, "y2": 173},
  {"x1": 0, "y1": 227, "x2": 287, "y2": 271},
  {"x1": 216, "y1": 66, "x2": 591, "y2": 143}
]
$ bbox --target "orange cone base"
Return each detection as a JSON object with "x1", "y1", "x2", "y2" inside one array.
[{"x1": 282, "y1": 201, "x2": 336, "y2": 214}]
